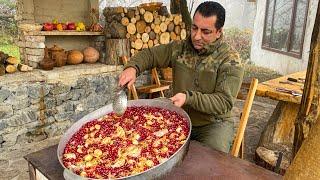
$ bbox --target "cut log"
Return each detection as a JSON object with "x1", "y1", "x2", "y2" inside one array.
[
  {"x1": 167, "y1": 22, "x2": 175, "y2": 32},
  {"x1": 135, "y1": 8, "x2": 140, "y2": 15},
  {"x1": 127, "y1": 9, "x2": 135, "y2": 19},
  {"x1": 139, "y1": 8, "x2": 145, "y2": 15},
  {"x1": 131, "y1": 41, "x2": 135, "y2": 49},
  {"x1": 5, "y1": 64, "x2": 17, "y2": 73},
  {"x1": 158, "y1": 6, "x2": 169, "y2": 17},
  {"x1": 176, "y1": 36, "x2": 181, "y2": 40},
  {"x1": 154, "y1": 39, "x2": 159, "y2": 45},
  {"x1": 174, "y1": 14, "x2": 182, "y2": 25},
  {"x1": 130, "y1": 34, "x2": 137, "y2": 42},
  {"x1": 6, "y1": 56, "x2": 19, "y2": 65},
  {"x1": 136, "y1": 20, "x2": 147, "y2": 34},
  {"x1": 149, "y1": 31, "x2": 156, "y2": 40},
  {"x1": 154, "y1": 25, "x2": 161, "y2": 34},
  {"x1": 134, "y1": 39, "x2": 143, "y2": 50},
  {"x1": 154, "y1": 17, "x2": 161, "y2": 25},
  {"x1": 121, "y1": 13, "x2": 125, "y2": 17},
  {"x1": 153, "y1": 11, "x2": 159, "y2": 18},
  {"x1": 148, "y1": 40, "x2": 154, "y2": 48},
  {"x1": 123, "y1": 8, "x2": 128, "y2": 14},
  {"x1": 121, "y1": 17, "x2": 130, "y2": 26},
  {"x1": 105, "y1": 39, "x2": 130, "y2": 65},
  {"x1": 136, "y1": 33, "x2": 141, "y2": 39},
  {"x1": 170, "y1": 32, "x2": 177, "y2": 40},
  {"x1": 126, "y1": 33, "x2": 131, "y2": 39},
  {"x1": 144, "y1": 11, "x2": 154, "y2": 23},
  {"x1": 113, "y1": 14, "x2": 122, "y2": 22},
  {"x1": 17, "y1": 64, "x2": 33, "y2": 72},
  {"x1": 161, "y1": 16, "x2": 166, "y2": 22},
  {"x1": 181, "y1": 22, "x2": 186, "y2": 29},
  {"x1": 165, "y1": 19, "x2": 171, "y2": 25},
  {"x1": 151, "y1": 23, "x2": 156, "y2": 30},
  {"x1": 142, "y1": 33, "x2": 150, "y2": 43},
  {"x1": 160, "y1": 32, "x2": 170, "y2": 44},
  {"x1": 0, "y1": 64, "x2": 5, "y2": 76},
  {"x1": 160, "y1": 22, "x2": 168, "y2": 33},
  {"x1": 145, "y1": 26, "x2": 151, "y2": 33},
  {"x1": 108, "y1": 21, "x2": 127, "y2": 39},
  {"x1": 103, "y1": 7, "x2": 124, "y2": 17},
  {"x1": 175, "y1": 25, "x2": 181, "y2": 35},
  {"x1": 130, "y1": 49, "x2": 135, "y2": 56},
  {"x1": 130, "y1": 17, "x2": 137, "y2": 24},
  {"x1": 127, "y1": 23, "x2": 136, "y2": 35},
  {"x1": 180, "y1": 29, "x2": 187, "y2": 40},
  {"x1": 142, "y1": 43, "x2": 149, "y2": 49},
  {"x1": 168, "y1": 14, "x2": 174, "y2": 22},
  {"x1": 135, "y1": 14, "x2": 141, "y2": 21}
]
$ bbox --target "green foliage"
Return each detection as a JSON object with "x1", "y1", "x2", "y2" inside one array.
[
  {"x1": 0, "y1": 44, "x2": 20, "y2": 59},
  {"x1": 0, "y1": 0, "x2": 17, "y2": 44},
  {"x1": 224, "y1": 28, "x2": 253, "y2": 62}
]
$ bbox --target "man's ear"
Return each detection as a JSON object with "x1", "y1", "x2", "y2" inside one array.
[{"x1": 216, "y1": 28, "x2": 223, "y2": 38}]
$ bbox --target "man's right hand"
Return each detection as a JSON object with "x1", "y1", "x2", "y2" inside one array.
[{"x1": 118, "y1": 67, "x2": 137, "y2": 89}]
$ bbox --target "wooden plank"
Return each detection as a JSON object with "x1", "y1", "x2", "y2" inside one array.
[
  {"x1": 256, "y1": 71, "x2": 306, "y2": 104},
  {"x1": 24, "y1": 31, "x2": 103, "y2": 36},
  {"x1": 136, "y1": 84, "x2": 170, "y2": 93}
]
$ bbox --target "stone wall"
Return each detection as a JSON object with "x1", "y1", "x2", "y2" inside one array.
[{"x1": 0, "y1": 64, "x2": 149, "y2": 149}]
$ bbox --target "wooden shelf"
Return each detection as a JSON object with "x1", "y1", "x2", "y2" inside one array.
[{"x1": 25, "y1": 31, "x2": 103, "y2": 36}]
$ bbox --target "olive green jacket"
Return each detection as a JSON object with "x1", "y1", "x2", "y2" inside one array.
[{"x1": 125, "y1": 37, "x2": 244, "y2": 126}]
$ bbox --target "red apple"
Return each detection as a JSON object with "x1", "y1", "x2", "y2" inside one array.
[
  {"x1": 43, "y1": 23, "x2": 53, "y2": 31},
  {"x1": 53, "y1": 24, "x2": 57, "y2": 30},
  {"x1": 61, "y1": 23, "x2": 67, "y2": 30},
  {"x1": 67, "y1": 22, "x2": 76, "y2": 30}
]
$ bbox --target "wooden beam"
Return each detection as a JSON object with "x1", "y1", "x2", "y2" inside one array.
[{"x1": 284, "y1": 1, "x2": 320, "y2": 179}]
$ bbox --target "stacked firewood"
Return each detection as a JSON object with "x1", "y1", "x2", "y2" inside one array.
[
  {"x1": 121, "y1": 7, "x2": 187, "y2": 56},
  {"x1": 104, "y1": 6, "x2": 187, "y2": 57},
  {"x1": 0, "y1": 51, "x2": 33, "y2": 76}
]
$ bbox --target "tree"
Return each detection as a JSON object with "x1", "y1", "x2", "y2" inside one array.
[
  {"x1": 170, "y1": 0, "x2": 192, "y2": 34},
  {"x1": 284, "y1": 2, "x2": 320, "y2": 179}
]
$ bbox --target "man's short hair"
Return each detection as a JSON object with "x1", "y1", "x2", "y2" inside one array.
[{"x1": 194, "y1": 1, "x2": 226, "y2": 30}]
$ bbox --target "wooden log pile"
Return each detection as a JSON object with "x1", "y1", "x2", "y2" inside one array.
[
  {"x1": 0, "y1": 51, "x2": 33, "y2": 76},
  {"x1": 104, "y1": 6, "x2": 187, "y2": 57}
]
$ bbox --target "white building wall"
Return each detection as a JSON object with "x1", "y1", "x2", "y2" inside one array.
[{"x1": 250, "y1": 0, "x2": 319, "y2": 75}]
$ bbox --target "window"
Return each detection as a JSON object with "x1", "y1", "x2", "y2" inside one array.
[{"x1": 262, "y1": 0, "x2": 309, "y2": 58}]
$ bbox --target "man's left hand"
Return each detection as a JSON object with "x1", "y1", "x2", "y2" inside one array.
[{"x1": 170, "y1": 93, "x2": 186, "y2": 107}]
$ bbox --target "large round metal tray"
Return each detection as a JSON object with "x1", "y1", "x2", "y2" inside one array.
[{"x1": 57, "y1": 99, "x2": 191, "y2": 180}]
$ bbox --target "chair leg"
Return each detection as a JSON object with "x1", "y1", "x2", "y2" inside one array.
[
  {"x1": 128, "y1": 90, "x2": 132, "y2": 100},
  {"x1": 239, "y1": 138, "x2": 244, "y2": 159},
  {"x1": 160, "y1": 90, "x2": 165, "y2": 97}
]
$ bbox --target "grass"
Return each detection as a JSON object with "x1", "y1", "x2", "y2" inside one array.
[{"x1": 0, "y1": 44, "x2": 20, "y2": 60}]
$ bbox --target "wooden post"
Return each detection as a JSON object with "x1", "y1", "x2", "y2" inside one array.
[
  {"x1": 105, "y1": 39, "x2": 130, "y2": 65},
  {"x1": 284, "y1": 2, "x2": 320, "y2": 179}
]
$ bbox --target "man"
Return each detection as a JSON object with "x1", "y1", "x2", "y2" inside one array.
[{"x1": 118, "y1": 1, "x2": 244, "y2": 153}]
